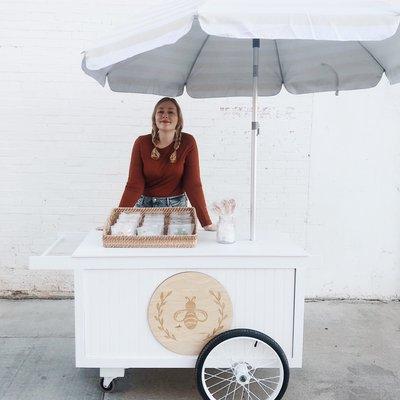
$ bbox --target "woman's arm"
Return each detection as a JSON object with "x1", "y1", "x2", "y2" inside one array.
[
  {"x1": 119, "y1": 137, "x2": 145, "y2": 207},
  {"x1": 182, "y1": 137, "x2": 213, "y2": 228}
]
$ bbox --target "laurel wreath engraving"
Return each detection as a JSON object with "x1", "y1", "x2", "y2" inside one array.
[
  {"x1": 154, "y1": 290, "x2": 177, "y2": 341},
  {"x1": 203, "y1": 290, "x2": 228, "y2": 342}
]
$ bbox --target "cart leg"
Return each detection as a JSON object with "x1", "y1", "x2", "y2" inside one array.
[{"x1": 99, "y1": 368, "x2": 125, "y2": 392}]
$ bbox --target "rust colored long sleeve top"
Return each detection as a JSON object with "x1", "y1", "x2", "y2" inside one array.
[{"x1": 119, "y1": 133, "x2": 212, "y2": 227}]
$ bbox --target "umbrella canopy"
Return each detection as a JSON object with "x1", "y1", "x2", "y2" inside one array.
[
  {"x1": 82, "y1": 0, "x2": 400, "y2": 96},
  {"x1": 81, "y1": 0, "x2": 400, "y2": 240}
]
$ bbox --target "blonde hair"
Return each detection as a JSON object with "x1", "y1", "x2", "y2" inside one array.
[{"x1": 150, "y1": 97, "x2": 183, "y2": 163}]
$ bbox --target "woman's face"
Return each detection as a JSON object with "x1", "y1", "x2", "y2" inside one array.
[{"x1": 155, "y1": 101, "x2": 178, "y2": 132}]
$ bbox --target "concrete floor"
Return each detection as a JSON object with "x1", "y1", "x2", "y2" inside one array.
[{"x1": 0, "y1": 299, "x2": 399, "y2": 400}]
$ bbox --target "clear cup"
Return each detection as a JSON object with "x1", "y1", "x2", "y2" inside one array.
[{"x1": 217, "y1": 215, "x2": 235, "y2": 244}]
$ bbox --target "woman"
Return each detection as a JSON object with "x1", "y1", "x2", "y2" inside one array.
[{"x1": 119, "y1": 97, "x2": 216, "y2": 231}]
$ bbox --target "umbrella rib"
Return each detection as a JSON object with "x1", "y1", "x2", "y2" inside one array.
[
  {"x1": 274, "y1": 39, "x2": 284, "y2": 85},
  {"x1": 358, "y1": 41, "x2": 386, "y2": 73},
  {"x1": 184, "y1": 34, "x2": 210, "y2": 85}
]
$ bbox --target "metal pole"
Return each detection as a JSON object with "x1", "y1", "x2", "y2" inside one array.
[{"x1": 250, "y1": 39, "x2": 260, "y2": 241}]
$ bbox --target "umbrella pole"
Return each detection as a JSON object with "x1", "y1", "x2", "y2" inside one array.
[{"x1": 250, "y1": 39, "x2": 260, "y2": 241}]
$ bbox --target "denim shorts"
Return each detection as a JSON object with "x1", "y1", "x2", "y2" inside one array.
[{"x1": 134, "y1": 193, "x2": 188, "y2": 208}]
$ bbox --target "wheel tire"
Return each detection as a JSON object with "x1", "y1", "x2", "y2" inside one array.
[
  {"x1": 99, "y1": 377, "x2": 115, "y2": 393},
  {"x1": 195, "y1": 328, "x2": 290, "y2": 400}
]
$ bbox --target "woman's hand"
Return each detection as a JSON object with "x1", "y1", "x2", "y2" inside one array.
[{"x1": 203, "y1": 223, "x2": 217, "y2": 231}]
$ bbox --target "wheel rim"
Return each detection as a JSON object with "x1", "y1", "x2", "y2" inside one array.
[{"x1": 201, "y1": 336, "x2": 285, "y2": 400}]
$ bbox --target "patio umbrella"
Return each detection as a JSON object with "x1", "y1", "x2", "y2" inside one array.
[{"x1": 81, "y1": 0, "x2": 400, "y2": 240}]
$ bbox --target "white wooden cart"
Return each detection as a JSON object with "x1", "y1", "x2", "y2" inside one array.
[{"x1": 30, "y1": 229, "x2": 308, "y2": 399}]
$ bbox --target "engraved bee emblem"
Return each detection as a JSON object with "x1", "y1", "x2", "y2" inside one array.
[
  {"x1": 148, "y1": 272, "x2": 233, "y2": 355},
  {"x1": 173, "y1": 296, "x2": 208, "y2": 330}
]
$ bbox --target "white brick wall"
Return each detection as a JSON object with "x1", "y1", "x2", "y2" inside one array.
[{"x1": 1, "y1": 1, "x2": 399, "y2": 299}]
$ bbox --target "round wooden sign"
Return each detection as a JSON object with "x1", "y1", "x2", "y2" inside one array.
[{"x1": 148, "y1": 272, "x2": 233, "y2": 355}]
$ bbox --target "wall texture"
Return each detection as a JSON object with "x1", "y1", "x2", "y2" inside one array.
[{"x1": 1, "y1": 1, "x2": 399, "y2": 299}]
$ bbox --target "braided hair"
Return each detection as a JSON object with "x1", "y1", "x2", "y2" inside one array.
[{"x1": 150, "y1": 97, "x2": 183, "y2": 164}]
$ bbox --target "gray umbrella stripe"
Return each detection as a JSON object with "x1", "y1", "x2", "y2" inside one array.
[
  {"x1": 362, "y1": 27, "x2": 400, "y2": 83},
  {"x1": 107, "y1": 23, "x2": 207, "y2": 92},
  {"x1": 276, "y1": 39, "x2": 384, "y2": 93},
  {"x1": 84, "y1": 18, "x2": 400, "y2": 95},
  {"x1": 188, "y1": 35, "x2": 282, "y2": 94}
]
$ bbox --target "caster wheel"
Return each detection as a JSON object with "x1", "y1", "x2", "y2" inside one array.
[
  {"x1": 195, "y1": 328, "x2": 289, "y2": 400},
  {"x1": 99, "y1": 377, "x2": 115, "y2": 393}
]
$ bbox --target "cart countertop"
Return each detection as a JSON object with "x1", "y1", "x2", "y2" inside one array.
[{"x1": 72, "y1": 229, "x2": 309, "y2": 259}]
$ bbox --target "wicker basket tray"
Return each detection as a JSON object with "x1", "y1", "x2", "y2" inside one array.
[{"x1": 103, "y1": 207, "x2": 198, "y2": 248}]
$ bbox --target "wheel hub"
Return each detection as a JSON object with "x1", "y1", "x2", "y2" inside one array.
[{"x1": 233, "y1": 363, "x2": 251, "y2": 385}]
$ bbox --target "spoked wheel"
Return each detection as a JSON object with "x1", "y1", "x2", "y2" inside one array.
[{"x1": 195, "y1": 329, "x2": 289, "y2": 400}]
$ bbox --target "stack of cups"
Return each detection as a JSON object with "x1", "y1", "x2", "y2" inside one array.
[
  {"x1": 137, "y1": 213, "x2": 165, "y2": 236},
  {"x1": 168, "y1": 211, "x2": 194, "y2": 235},
  {"x1": 111, "y1": 212, "x2": 141, "y2": 236}
]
